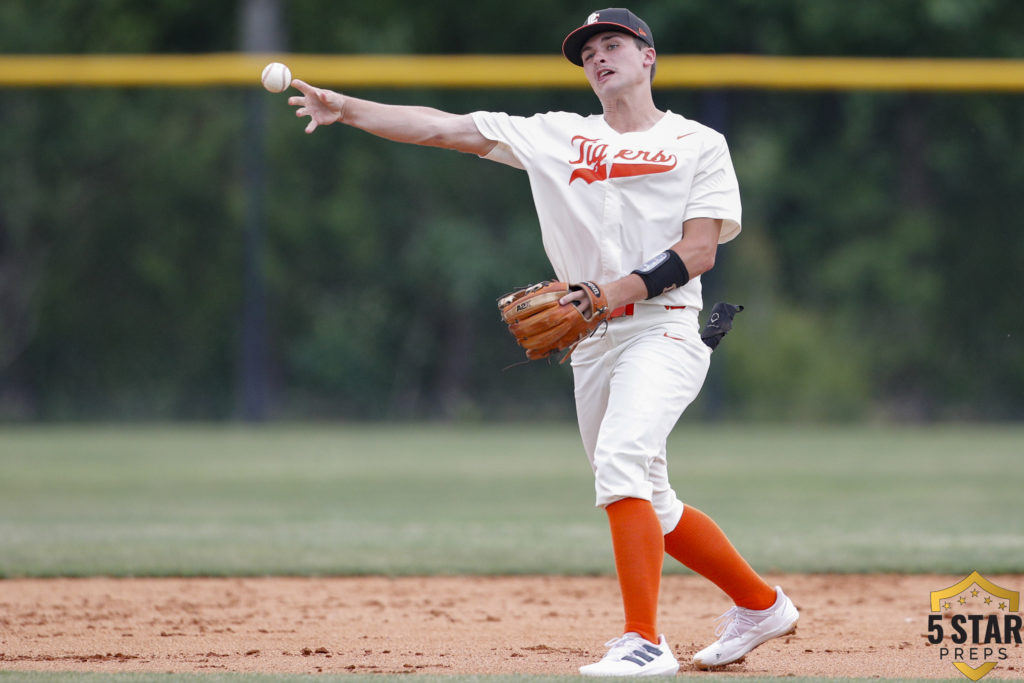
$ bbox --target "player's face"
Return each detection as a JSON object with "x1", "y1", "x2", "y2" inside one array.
[{"x1": 580, "y1": 31, "x2": 652, "y2": 96}]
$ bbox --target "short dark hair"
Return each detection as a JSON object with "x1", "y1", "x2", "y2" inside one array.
[{"x1": 634, "y1": 36, "x2": 656, "y2": 83}]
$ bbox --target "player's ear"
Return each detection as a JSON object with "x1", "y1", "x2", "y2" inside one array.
[{"x1": 642, "y1": 47, "x2": 656, "y2": 68}]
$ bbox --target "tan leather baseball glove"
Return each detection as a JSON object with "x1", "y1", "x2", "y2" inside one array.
[{"x1": 497, "y1": 280, "x2": 610, "y2": 362}]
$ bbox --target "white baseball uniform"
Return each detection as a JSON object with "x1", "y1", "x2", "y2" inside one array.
[{"x1": 472, "y1": 109, "x2": 742, "y2": 532}]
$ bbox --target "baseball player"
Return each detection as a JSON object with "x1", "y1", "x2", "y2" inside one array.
[{"x1": 289, "y1": 7, "x2": 798, "y2": 675}]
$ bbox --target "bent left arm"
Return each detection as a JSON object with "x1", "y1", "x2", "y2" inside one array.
[{"x1": 562, "y1": 217, "x2": 723, "y2": 311}]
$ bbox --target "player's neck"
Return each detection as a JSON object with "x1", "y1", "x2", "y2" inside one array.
[{"x1": 600, "y1": 91, "x2": 663, "y2": 134}]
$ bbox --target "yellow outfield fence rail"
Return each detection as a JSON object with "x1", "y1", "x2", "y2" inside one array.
[{"x1": 2, "y1": 53, "x2": 1024, "y2": 91}]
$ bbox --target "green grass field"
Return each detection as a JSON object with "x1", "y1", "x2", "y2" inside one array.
[{"x1": 1, "y1": 422, "x2": 1021, "y2": 578}]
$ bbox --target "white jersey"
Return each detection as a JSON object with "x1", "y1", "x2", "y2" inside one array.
[{"x1": 471, "y1": 110, "x2": 741, "y2": 311}]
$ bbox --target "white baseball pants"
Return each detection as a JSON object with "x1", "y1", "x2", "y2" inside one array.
[{"x1": 571, "y1": 304, "x2": 711, "y2": 534}]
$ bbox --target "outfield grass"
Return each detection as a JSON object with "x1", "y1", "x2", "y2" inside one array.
[{"x1": 0, "y1": 423, "x2": 1021, "y2": 577}]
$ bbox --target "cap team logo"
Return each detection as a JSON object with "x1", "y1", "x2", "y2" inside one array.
[
  {"x1": 927, "y1": 571, "x2": 1022, "y2": 680},
  {"x1": 586, "y1": 12, "x2": 600, "y2": 24},
  {"x1": 567, "y1": 135, "x2": 677, "y2": 185}
]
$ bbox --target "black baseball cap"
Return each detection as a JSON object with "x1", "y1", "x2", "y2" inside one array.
[{"x1": 562, "y1": 8, "x2": 654, "y2": 67}]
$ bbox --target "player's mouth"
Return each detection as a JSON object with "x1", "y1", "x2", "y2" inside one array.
[{"x1": 596, "y1": 68, "x2": 615, "y2": 83}]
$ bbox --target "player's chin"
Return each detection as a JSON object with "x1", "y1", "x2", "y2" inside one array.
[
  {"x1": 589, "y1": 78, "x2": 611, "y2": 97},
  {"x1": 591, "y1": 74, "x2": 624, "y2": 96}
]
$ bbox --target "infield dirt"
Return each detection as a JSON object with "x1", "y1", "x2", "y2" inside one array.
[{"x1": 2, "y1": 574, "x2": 1022, "y2": 678}]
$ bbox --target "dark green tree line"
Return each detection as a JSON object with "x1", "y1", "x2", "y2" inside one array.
[{"x1": 1, "y1": 0, "x2": 1022, "y2": 420}]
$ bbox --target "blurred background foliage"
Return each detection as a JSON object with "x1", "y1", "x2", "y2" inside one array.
[{"x1": 1, "y1": 0, "x2": 1022, "y2": 421}]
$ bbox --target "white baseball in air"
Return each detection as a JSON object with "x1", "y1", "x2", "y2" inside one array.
[{"x1": 260, "y1": 62, "x2": 292, "y2": 93}]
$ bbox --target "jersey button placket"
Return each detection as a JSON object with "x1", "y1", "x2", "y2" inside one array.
[{"x1": 599, "y1": 145, "x2": 623, "y2": 280}]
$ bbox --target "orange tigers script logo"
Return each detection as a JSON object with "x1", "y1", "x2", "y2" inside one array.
[{"x1": 568, "y1": 135, "x2": 677, "y2": 184}]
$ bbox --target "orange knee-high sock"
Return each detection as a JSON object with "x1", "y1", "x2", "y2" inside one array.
[
  {"x1": 605, "y1": 498, "x2": 664, "y2": 644},
  {"x1": 664, "y1": 505, "x2": 776, "y2": 610}
]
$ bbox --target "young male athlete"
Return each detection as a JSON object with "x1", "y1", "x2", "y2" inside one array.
[{"x1": 289, "y1": 8, "x2": 798, "y2": 676}]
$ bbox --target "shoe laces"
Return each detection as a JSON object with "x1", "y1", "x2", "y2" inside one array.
[
  {"x1": 713, "y1": 606, "x2": 761, "y2": 640},
  {"x1": 603, "y1": 632, "x2": 648, "y2": 657}
]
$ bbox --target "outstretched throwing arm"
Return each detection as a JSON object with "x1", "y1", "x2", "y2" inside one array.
[{"x1": 288, "y1": 79, "x2": 496, "y2": 156}]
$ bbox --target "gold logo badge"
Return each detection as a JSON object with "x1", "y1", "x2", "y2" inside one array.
[{"x1": 928, "y1": 571, "x2": 1021, "y2": 680}]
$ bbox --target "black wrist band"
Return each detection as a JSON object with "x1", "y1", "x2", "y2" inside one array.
[{"x1": 631, "y1": 249, "x2": 690, "y2": 299}]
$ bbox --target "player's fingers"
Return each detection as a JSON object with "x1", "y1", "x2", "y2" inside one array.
[
  {"x1": 559, "y1": 290, "x2": 586, "y2": 306},
  {"x1": 287, "y1": 95, "x2": 306, "y2": 106},
  {"x1": 305, "y1": 119, "x2": 318, "y2": 134},
  {"x1": 291, "y1": 78, "x2": 313, "y2": 94}
]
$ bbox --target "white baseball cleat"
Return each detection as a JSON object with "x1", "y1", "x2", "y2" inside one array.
[
  {"x1": 580, "y1": 632, "x2": 680, "y2": 677},
  {"x1": 692, "y1": 586, "x2": 799, "y2": 669}
]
